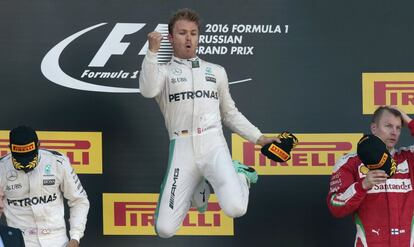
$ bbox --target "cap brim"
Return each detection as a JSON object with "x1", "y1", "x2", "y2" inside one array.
[{"x1": 12, "y1": 152, "x2": 37, "y2": 166}]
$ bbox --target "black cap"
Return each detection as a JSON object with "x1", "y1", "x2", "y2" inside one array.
[
  {"x1": 357, "y1": 134, "x2": 397, "y2": 177},
  {"x1": 260, "y1": 132, "x2": 298, "y2": 162},
  {"x1": 9, "y1": 125, "x2": 39, "y2": 166}
]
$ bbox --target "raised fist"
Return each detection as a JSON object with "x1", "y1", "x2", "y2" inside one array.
[{"x1": 147, "y1": 31, "x2": 163, "y2": 53}]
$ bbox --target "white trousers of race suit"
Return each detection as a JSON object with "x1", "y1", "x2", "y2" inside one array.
[{"x1": 155, "y1": 131, "x2": 249, "y2": 238}]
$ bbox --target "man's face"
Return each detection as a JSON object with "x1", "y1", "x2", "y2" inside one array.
[
  {"x1": 371, "y1": 110, "x2": 402, "y2": 149},
  {"x1": 168, "y1": 19, "x2": 199, "y2": 59},
  {"x1": 0, "y1": 187, "x2": 4, "y2": 217}
]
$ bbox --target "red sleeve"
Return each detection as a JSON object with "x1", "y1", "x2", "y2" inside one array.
[
  {"x1": 408, "y1": 120, "x2": 414, "y2": 136},
  {"x1": 326, "y1": 154, "x2": 368, "y2": 218}
]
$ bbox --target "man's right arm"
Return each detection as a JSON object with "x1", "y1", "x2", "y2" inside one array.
[
  {"x1": 139, "y1": 32, "x2": 166, "y2": 98},
  {"x1": 388, "y1": 106, "x2": 414, "y2": 136},
  {"x1": 398, "y1": 108, "x2": 414, "y2": 162},
  {"x1": 327, "y1": 154, "x2": 368, "y2": 218}
]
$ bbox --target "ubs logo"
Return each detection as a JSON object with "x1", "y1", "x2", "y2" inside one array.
[{"x1": 6, "y1": 183, "x2": 22, "y2": 191}]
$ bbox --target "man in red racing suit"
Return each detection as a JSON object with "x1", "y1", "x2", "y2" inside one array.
[{"x1": 327, "y1": 106, "x2": 414, "y2": 247}]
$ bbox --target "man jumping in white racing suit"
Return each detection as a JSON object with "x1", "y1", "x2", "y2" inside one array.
[{"x1": 139, "y1": 8, "x2": 278, "y2": 238}]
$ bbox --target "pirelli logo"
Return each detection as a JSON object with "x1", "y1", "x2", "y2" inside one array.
[
  {"x1": 232, "y1": 133, "x2": 361, "y2": 175},
  {"x1": 363, "y1": 73, "x2": 414, "y2": 114},
  {"x1": 11, "y1": 142, "x2": 36, "y2": 153},
  {"x1": 0, "y1": 131, "x2": 102, "y2": 174},
  {"x1": 103, "y1": 193, "x2": 233, "y2": 235},
  {"x1": 367, "y1": 152, "x2": 388, "y2": 169},
  {"x1": 268, "y1": 143, "x2": 290, "y2": 161}
]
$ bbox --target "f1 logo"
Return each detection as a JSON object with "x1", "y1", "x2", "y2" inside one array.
[
  {"x1": 89, "y1": 23, "x2": 169, "y2": 67},
  {"x1": 89, "y1": 23, "x2": 146, "y2": 67}
]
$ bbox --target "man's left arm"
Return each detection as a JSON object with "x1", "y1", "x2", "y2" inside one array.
[
  {"x1": 59, "y1": 156, "x2": 90, "y2": 245},
  {"x1": 217, "y1": 67, "x2": 271, "y2": 145}
]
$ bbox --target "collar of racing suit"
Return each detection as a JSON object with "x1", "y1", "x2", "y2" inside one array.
[{"x1": 171, "y1": 56, "x2": 200, "y2": 68}]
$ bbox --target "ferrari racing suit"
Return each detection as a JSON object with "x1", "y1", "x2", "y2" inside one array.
[
  {"x1": 139, "y1": 50, "x2": 262, "y2": 238},
  {"x1": 0, "y1": 149, "x2": 90, "y2": 247},
  {"x1": 327, "y1": 121, "x2": 414, "y2": 247}
]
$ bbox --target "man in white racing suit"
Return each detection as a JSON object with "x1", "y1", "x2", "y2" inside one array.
[
  {"x1": 139, "y1": 8, "x2": 278, "y2": 238},
  {"x1": 0, "y1": 126, "x2": 89, "y2": 247}
]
